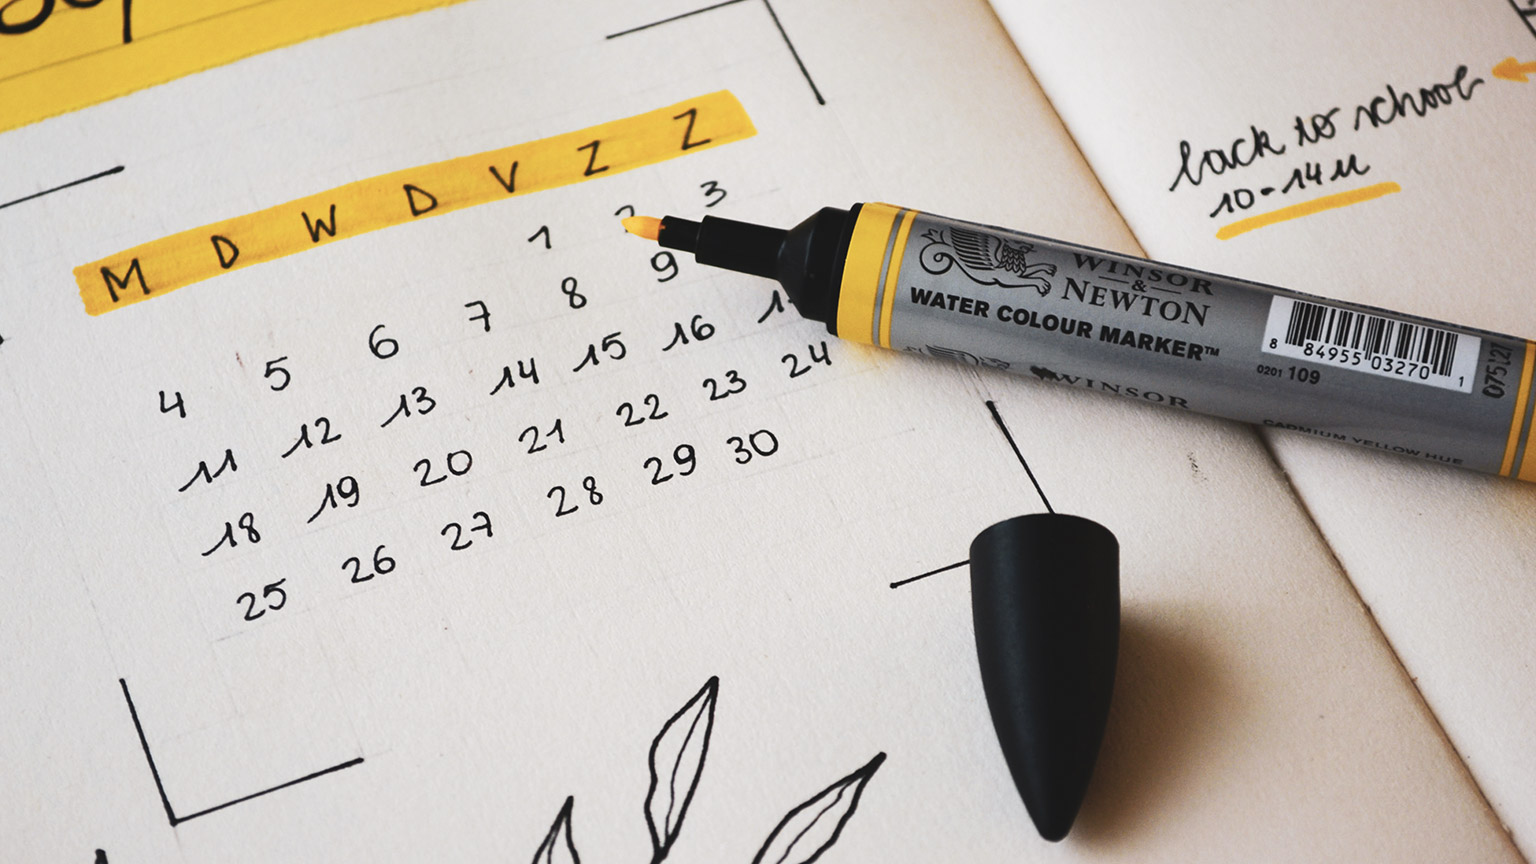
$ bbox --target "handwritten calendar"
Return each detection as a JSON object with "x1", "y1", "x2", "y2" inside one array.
[{"x1": 5, "y1": 0, "x2": 1527, "y2": 861}]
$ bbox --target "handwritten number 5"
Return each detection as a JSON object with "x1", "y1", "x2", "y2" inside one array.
[{"x1": 264, "y1": 357, "x2": 290, "y2": 391}]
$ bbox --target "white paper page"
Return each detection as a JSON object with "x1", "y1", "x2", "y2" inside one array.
[
  {"x1": 0, "y1": 0, "x2": 1517, "y2": 861},
  {"x1": 991, "y1": 0, "x2": 1536, "y2": 853}
]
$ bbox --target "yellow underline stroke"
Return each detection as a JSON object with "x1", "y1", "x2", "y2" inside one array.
[
  {"x1": 1505, "y1": 341, "x2": 1536, "y2": 476},
  {"x1": 73, "y1": 91, "x2": 756, "y2": 316},
  {"x1": 1215, "y1": 182, "x2": 1402, "y2": 241},
  {"x1": 1, "y1": 0, "x2": 474, "y2": 133}
]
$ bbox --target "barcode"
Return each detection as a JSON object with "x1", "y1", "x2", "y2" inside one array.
[{"x1": 1261, "y1": 297, "x2": 1478, "y2": 393}]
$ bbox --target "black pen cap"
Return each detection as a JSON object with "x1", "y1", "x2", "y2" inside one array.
[{"x1": 968, "y1": 513, "x2": 1119, "y2": 842}]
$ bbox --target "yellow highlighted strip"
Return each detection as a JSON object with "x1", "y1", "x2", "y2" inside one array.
[
  {"x1": 1, "y1": 0, "x2": 474, "y2": 134},
  {"x1": 1499, "y1": 339, "x2": 1536, "y2": 476},
  {"x1": 878, "y1": 209, "x2": 918, "y2": 348},
  {"x1": 1500, "y1": 342, "x2": 1534, "y2": 476},
  {"x1": 73, "y1": 91, "x2": 755, "y2": 316},
  {"x1": 836, "y1": 203, "x2": 902, "y2": 344},
  {"x1": 1521, "y1": 428, "x2": 1536, "y2": 483},
  {"x1": 1215, "y1": 182, "x2": 1402, "y2": 241}
]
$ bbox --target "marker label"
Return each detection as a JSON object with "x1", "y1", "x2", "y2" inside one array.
[
  {"x1": 840, "y1": 209, "x2": 1535, "y2": 478},
  {"x1": 1260, "y1": 296, "x2": 1479, "y2": 393}
]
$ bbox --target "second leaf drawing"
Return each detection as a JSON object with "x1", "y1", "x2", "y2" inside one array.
[{"x1": 530, "y1": 677, "x2": 886, "y2": 864}]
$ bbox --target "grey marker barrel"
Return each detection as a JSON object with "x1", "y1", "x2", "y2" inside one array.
[{"x1": 644, "y1": 203, "x2": 1536, "y2": 482}]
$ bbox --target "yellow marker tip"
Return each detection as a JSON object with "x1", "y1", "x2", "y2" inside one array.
[{"x1": 622, "y1": 215, "x2": 663, "y2": 242}]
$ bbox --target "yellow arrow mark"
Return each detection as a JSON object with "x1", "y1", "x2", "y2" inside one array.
[
  {"x1": 1493, "y1": 57, "x2": 1536, "y2": 82},
  {"x1": 1215, "y1": 182, "x2": 1401, "y2": 241}
]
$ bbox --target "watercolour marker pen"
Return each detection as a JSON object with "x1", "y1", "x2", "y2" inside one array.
[{"x1": 622, "y1": 205, "x2": 1536, "y2": 482}]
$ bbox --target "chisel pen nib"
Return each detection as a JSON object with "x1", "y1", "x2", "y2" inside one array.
[{"x1": 620, "y1": 215, "x2": 663, "y2": 241}]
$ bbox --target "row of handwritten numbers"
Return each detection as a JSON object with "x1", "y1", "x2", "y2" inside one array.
[{"x1": 219, "y1": 429, "x2": 779, "y2": 622}]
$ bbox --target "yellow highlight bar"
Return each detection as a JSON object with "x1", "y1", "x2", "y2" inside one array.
[
  {"x1": 1215, "y1": 182, "x2": 1402, "y2": 241},
  {"x1": 73, "y1": 91, "x2": 756, "y2": 316},
  {"x1": 836, "y1": 203, "x2": 902, "y2": 345},
  {"x1": 0, "y1": 0, "x2": 474, "y2": 134},
  {"x1": 1500, "y1": 342, "x2": 1534, "y2": 476},
  {"x1": 1508, "y1": 343, "x2": 1536, "y2": 480},
  {"x1": 878, "y1": 209, "x2": 918, "y2": 348}
]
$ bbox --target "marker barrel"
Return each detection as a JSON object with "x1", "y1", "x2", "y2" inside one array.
[{"x1": 825, "y1": 204, "x2": 1536, "y2": 480}]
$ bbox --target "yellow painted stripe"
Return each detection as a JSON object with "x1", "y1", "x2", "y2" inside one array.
[
  {"x1": 1, "y1": 0, "x2": 474, "y2": 134},
  {"x1": 1500, "y1": 341, "x2": 1535, "y2": 476},
  {"x1": 878, "y1": 209, "x2": 919, "y2": 348},
  {"x1": 836, "y1": 202, "x2": 902, "y2": 344},
  {"x1": 1215, "y1": 182, "x2": 1402, "y2": 241},
  {"x1": 73, "y1": 91, "x2": 755, "y2": 316}
]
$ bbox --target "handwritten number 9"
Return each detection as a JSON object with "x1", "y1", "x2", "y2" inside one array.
[{"x1": 651, "y1": 251, "x2": 679, "y2": 282}]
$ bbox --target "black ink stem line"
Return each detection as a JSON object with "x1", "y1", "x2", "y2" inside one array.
[
  {"x1": 890, "y1": 559, "x2": 968, "y2": 589},
  {"x1": 120, "y1": 678, "x2": 178, "y2": 827},
  {"x1": 170, "y1": 757, "x2": 364, "y2": 824},
  {"x1": 602, "y1": 0, "x2": 824, "y2": 105},
  {"x1": 1510, "y1": 0, "x2": 1536, "y2": 38},
  {"x1": 604, "y1": 0, "x2": 750, "y2": 39},
  {"x1": 986, "y1": 400, "x2": 1054, "y2": 514},
  {"x1": 0, "y1": 165, "x2": 124, "y2": 212},
  {"x1": 760, "y1": 0, "x2": 825, "y2": 106}
]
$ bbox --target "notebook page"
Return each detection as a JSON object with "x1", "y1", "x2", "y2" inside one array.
[
  {"x1": 0, "y1": 0, "x2": 1515, "y2": 860},
  {"x1": 992, "y1": 0, "x2": 1536, "y2": 852}
]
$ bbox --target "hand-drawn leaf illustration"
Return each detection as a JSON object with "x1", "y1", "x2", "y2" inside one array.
[
  {"x1": 644, "y1": 675, "x2": 719, "y2": 863},
  {"x1": 751, "y1": 752, "x2": 886, "y2": 864},
  {"x1": 531, "y1": 796, "x2": 580, "y2": 864}
]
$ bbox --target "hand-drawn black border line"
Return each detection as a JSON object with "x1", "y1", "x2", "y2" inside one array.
[
  {"x1": 119, "y1": 678, "x2": 363, "y2": 826},
  {"x1": 1507, "y1": 0, "x2": 1536, "y2": 40},
  {"x1": 889, "y1": 399, "x2": 1053, "y2": 589},
  {"x1": 604, "y1": 0, "x2": 826, "y2": 106},
  {"x1": 0, "y1": 165, "x2": 124, "y2": 212}
]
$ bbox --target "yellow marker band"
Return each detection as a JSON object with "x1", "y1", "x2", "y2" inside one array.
[
  {"x1": 0, "y1": 0, "x2": 475, "y2": 134},
  {"x1": 879, "y1": 209, "x2": 919, "y2": 348},
  {"x1": 1500, "y1": 342, "x2": 1535, "y2": 476},
  {"x1": 835, "y1": 203, "x2": 904, "y2": 345},
  {"x1": 73, "y1": 91, "x2": 755, "y2": 315}
]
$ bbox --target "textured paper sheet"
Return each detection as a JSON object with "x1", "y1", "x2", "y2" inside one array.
[
  {"x1": 0, "y1": 0, "x2": 1518, "y2": 860},
  {"x1": 992, "y1": 0, "x2": 1536, "y2": 854}
]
